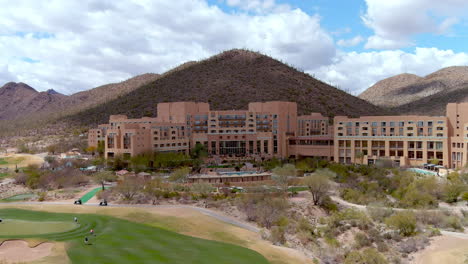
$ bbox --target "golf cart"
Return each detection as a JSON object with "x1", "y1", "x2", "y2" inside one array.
[
  {"x1": 74, "y1": 199, "x2": 82, "y2": 205},
  {"x1": 99, "y1": 199, "x2": 108, "y2": 206}
]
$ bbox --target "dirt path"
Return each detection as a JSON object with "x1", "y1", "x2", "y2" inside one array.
[{"x1": 0, "y1": 240, "x2": 54, "y2": 263}]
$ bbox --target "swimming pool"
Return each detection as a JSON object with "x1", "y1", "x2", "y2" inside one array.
[
  {"x1": 407, "y1": 168, "x2": 437, "y2": 175},
  {"x1": 218, "y1": 171, "x2": 257, "y2": 176}
]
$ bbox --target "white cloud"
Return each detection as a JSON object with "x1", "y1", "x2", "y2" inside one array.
[
  {"x1": 362, "y1": 0, "x2": 468, "y2": 49},
  {"x1": 0, "y1": 0, "x2": 335, "y2": 94},
  {"x1": 312, "y1": 48, "x2": 468, "y2": 95},
  {"x1": 225, "y1": 0, "x2": 289, "y2": 13},
  {"x1": 337, "y1": 35, "x2": 364, "y2": 47}
]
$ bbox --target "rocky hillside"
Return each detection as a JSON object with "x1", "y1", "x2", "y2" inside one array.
[
  {"x1": 64, "y1": 49, "x2": 388, "y2": 127},
  {"x1": 359, "y1": 66, "x2": 468, "y2": 115},
  {"x1": 359, "y1": 73, "x2": 422, "y2": 107},
  {"x1": 0, "y1": 73, "x2": 160, "y2": 121}
]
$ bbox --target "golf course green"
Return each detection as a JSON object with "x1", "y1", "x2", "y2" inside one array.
[{"x1": 0, "y1": 208, "x2": 269, "y2": 264}]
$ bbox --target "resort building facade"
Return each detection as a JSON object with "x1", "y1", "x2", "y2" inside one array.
[
  {"x1": 89, "y1": 101, "x2": 298, "y2": 160},
  {"x1": 88, "y1": 101, "x2": 468, "y2": 169}
]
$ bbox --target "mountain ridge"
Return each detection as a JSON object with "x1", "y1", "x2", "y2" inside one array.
[{"x1": 359, "y1": 66, "x2": 468, "y2": 115}]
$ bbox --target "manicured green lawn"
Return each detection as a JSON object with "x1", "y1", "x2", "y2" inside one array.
[
  {"x1": 0, "y1": 172, "x2": 8, "y2": 178},
  {"x1": 0, "y1": 209, "x2": 269, "y2": 264},
  {"x1": 0, "y1": 219, "x2": 78, "y2": 236},
  {"x1": 288, "y1": 186, "x2": 308, "y2": 192},
  {"x1": 0, "y1": 158, "x2": 7, "y2": 165},
  {"x1": 1, "y1": 193, "x2": 37, "y2": 202}
]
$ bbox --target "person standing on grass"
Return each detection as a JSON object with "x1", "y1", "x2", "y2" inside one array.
[
  {"x1": 84, "y1": 236, "x2": 89, "y2": 245},
  {"x1": 74, "y1": 217, "x2": 77, "y2": 223},
  {"x1": 90, "y1": 229, "x2": 94, "y2": 236}
]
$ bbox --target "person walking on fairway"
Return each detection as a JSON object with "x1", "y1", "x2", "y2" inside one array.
[
  {"x1": 84, "y1": 236, "x2": 89, "y2": 245},
  {"x1": 74, "y1": 217, "x2": 77, "y2": 223},
  {"x1": 90, "y1": 229, "x2": 94, "y2": 236}
]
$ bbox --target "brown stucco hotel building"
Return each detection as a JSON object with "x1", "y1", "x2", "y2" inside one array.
[{"x1": 88, "y1": 101, "x2": 468, "y2": 169}]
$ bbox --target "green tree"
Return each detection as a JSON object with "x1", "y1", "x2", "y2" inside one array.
[
  {"x1": 272, "y1": 164, "x2": 297, "y2": 191},
  {"x1": 143, "y1": 178, "x2": 164, "y2": 204},
  {"x1": 116, "y1": 177, "x2": 143, "y2": 200},
  {"x1": 191, "y1": 143, "x2": 208, "y2": 160},
  {"x1": 93, "y1": 171, "x2": 117, "y2": 190},
  {"x1": 169, "y1": 167, "x2": 190, "y2": 182},
  {"x1": 97, "y1": 141, "x2": 105, "y2": 157},
  {"x1": 302, "y1": 169, "x2": 333, "y2": 205}
]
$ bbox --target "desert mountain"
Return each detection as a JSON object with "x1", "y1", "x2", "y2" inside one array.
[
  {"x1": 0, "y1": 73, "x2": 160, "y2": 121},
  {"x1": 0, "y1": 82, "x2": 67, "y2": 120},
  {"x1": 359, "y1": 66, "x2": 468, "y2": 115},
  {"x1": 64, "y1": 49, "x2": 388, "y2": 127}
]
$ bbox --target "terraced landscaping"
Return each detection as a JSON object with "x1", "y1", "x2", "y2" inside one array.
[{"x1": 0, "y1": 208, "x2": 269, "y2": 264}]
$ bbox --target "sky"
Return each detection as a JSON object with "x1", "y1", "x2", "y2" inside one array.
[{"x1": 1, "y1": 0, "x2": 468, "y2": 95}]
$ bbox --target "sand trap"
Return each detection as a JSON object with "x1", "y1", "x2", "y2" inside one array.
[
  {"x1": 411, "y1": 235, "x2": 468, "y2": 264},
  {"x1": 0, "y1": 240, "x2": 54, "y2": 263}
]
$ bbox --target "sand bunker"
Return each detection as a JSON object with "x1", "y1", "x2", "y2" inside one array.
[
  {"x1": 411, "y1": 235, "x2": 468, "y2": 264},
  {"x1": 0, "y1": 240, "x2": 54, "y2": 263}
]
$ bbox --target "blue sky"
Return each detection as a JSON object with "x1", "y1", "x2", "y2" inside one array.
[{"x1": 0, "y1": 0, "x2": 468, "y2": 95}]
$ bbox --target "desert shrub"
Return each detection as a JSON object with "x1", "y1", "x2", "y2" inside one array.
[
  {"x1": 236, "y1": 193, "x2": 289, "y2": 229},
  {"x1": 269, "y1": 226, "x2": 286, "y2": 245},
  {"x1": 399, "y1": 235, "x2": 429, "y2": 254},
  {"x1": 385, "y1": 211, "x2": 417, "y2": 237},
  {"x1": 321, "y1": 195, "x2": 338, "y2": 212},
  {"x1": 376, "y1": 241, "x2": 388, "y2": 252},
  {"x1": 190, "y1": 183, "x2": 214, "y2": 195},
  {"x1": 428, "y1": 227, "x2": 441, "y2": 237},
  {"x1": 460, "y1": 191, "x2": 468, "y2": 202},
  {"x1": 328, "y1": 208, "x2": 371, "y2": 230},
  {"x1": 444, "y1": 216, "x2": 464, "y2": 231},
  {"x1": 38, "y1": 191, "x2": 47, "y2": 201},
  {"x1": 344, "y1": 248, "x2": 387, "y2": 264},
  {"x1": 354, "y1": 232, "x2": 372, "y2": 249},
  {"x1": 368, "y1": 206, "x2": 394, "y2": 222},
  {"x1": 324, "y1": 236, "x2": 340, "y2": 248},
  {"x1": 443, "y1": 183, "x2": 465, "y2": 203}
]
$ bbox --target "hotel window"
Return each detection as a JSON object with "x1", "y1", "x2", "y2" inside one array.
[
  {"x1": 437, "y1": 121, "x2": 444, "y2": 124},
  {"x1": 428, "y1": 121, "x2": 433, "y2": 127},
  {"x1": 381, "y1": 122, "x2": 386, "y2": 126},
  {"x1": 436, "y1": 127, "x2": 443, "y2": 131},
  {"x1": 399, "y1": 121, "x2": 404, "y2": 126},
  {"x1": 371, "y1": 122, "x2": 377, "y2": 127},
  {"x1": 417, "y1": 121, "x2": 424, "y2": 127},
  {"x1": 390, "y1": 122, "x2": 395, "y2": 127}
]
